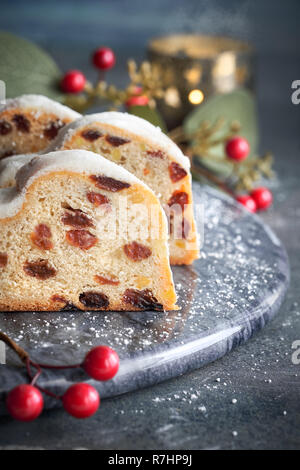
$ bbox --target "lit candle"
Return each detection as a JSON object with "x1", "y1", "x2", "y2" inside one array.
[{"x1": 148, "y1": 34, "x2": 254, "y2": 129}]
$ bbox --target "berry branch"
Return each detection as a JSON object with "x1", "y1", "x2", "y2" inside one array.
[
  {"x1": 61, "y1": 46, "x2": 164, "y2": 113},
  {"x1": 0, "y1": 331, "x2": 29, "y2": 363},
  {"x1": 171, "y1": 119, "x2": 274, "y2": 212},
  {"x1": 59, "y1": 46, "x2": 274, "y2": 212},
  {"x1": 0, "y1": 330, "x2": 119, "y2": 421}
]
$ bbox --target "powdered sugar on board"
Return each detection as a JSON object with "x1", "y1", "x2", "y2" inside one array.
[{"x1": 0, "y1": 183, "x2": 289, "y2": 410}]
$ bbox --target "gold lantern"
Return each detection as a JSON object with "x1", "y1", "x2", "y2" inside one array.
[{"x1": 147, "y1": 34, "x2": 254, "y2": 129}]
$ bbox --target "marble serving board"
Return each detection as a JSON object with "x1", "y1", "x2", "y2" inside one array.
[{"x1": 0, "y1": 183, "x2": 289, "y2": 413}]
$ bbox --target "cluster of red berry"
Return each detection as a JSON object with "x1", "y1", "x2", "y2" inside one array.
[
  {"x1": 61, "y1": 47, "x2": 115, "y2": 94},
  {"x1": 6, "y1": 345, "x2": 119, "y2": 421},
  {"x1": 60, "y1": 47, "x2": 149, "y2": 108},
  {"x1": 60, "y1": 48, "x2": 272, "y2": 212},
  {"x1": 225, "y1": 136, "x2": 273, "y2": 212}
]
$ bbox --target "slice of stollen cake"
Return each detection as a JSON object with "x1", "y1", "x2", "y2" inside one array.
[
  {"x1": 0, "y1": 94, "x2": 80, "y2": 158},
  {"x1": 0, "y1": 149, "x2": 177, "y2": 311},
  {"x1": 46, "y1": 112, "x2": 199, "y2": 265}
]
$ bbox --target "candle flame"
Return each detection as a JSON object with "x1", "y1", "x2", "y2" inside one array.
[{"x1": 188, "y1": 89, "x2": 204, "y2": 105}]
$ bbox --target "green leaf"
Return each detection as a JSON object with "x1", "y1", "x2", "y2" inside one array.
[
  {"x1": 0, "y1": 31, "x2": 62, "y2": 101},
  {"x1": 183, "y1": 89, "x2": 259, "y2": 176},
  {"x1": 128, "y1": 105, "x2": 167, "y2": 133}
]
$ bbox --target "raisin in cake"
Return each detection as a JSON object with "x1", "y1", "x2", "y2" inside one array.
[
  {"x1": 0, "y1": 149, "x2": 177, "y2": 311},
  {"x1": 0, "y1": 94, "x2": 80, "y2": 159},
  {"x1": 0, "y1": 154, "x2": 35, "y2": 188},
  {"x1": 46, "y1": 112, "x2": 199, "y2": 265}
]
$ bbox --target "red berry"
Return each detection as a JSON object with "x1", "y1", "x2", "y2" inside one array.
[
  {"x1": 61, "y1": 70, "x2": 86, "y2": 94},
  {"x1": 236, "y1": 195, "x2": 257, "y2": 213},
  {"x1": 83, "y1": 345, "x2": 119, "y2": 381},
  {"x1": 62, "y1": 383, "x2": 100, "y2": 419},
  {"x1": 92, "y1": 47, "x2": 116, "y2": 70},
  {"x1": 225, "y1": 136, "x2": 250, "y2": 161},
  {"x1": 250, "y1": 187, "x2": 273, "y2": 210},
  {"x1": 6, "y1": 384, "x2": 43, "y2": 422},
  {"x1": 125, "y1": 95, "x2": 149, "y2": 107}
]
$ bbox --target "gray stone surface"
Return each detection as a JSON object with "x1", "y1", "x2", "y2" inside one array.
[
  {"x1": 0, "y1": 0, "x2": 299, "y2": 450},
  {"x1": 0, "y1": 185, "x2": 289, "y2": 415}
]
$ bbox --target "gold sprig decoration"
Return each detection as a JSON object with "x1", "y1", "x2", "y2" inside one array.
[
  {"x1": 232, "y1": 152, "x2": 274, "y2": 192},
  {"x1": 60, "y1": 47, "x2": 274, "y2": 210},
  {"x1": 127, "y1": 60, "x2": 165, "y2": 105},
  {"x1": 63, "y1": 57, "x2": 166, "y2": 113}
]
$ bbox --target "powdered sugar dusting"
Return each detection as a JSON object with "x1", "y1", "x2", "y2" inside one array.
[
  {"x1": 0, "y1": 149, "x2": 156, "y2": 219},
  {"x1": 0, "y1": 184, "x2": 288, "y2": 374},
  {"x1": 46, "y1": 111, "x2": 191, "y2": 171},
  {"x1": 0, "y1": 94, "x2": 81, "y2": 121}
]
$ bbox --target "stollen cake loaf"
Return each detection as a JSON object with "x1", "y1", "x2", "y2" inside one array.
[
  {"x1": 0, "y1": 149, "x2": 177, "y2": 311},
  {"x1": 0, "y1": 94, "x2": 80, "y2": 159},
  {"x1": 46, "y1": 112, "x2": 199, "y2": 265}
]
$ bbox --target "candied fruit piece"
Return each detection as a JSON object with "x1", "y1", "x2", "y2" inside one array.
[
  {"x1": 146, "y1": 150, "x2": 165, "y2": 159},
  {"x1": 0, "y1": 120, "x2": 12, "y2": 135},
  {"x1": 168, "y1": 190, "x2": 189, "y2": 211},
  {"x1": 90, "y1": 174, "x2": 130, "y2": 192},
  {"x1": 30, "y1": 224, "x2": 53, "y2": 250},
  {"x1": 111, "y1": 148, "x2": 121, "y2": 162},
  {"x1": 23, "y1": 259, "x2": 56, "y2": 280},
  {"x1": 81, "y1": 129, "x2": 103, "y2": 141},
  {"x1": 31, "y1": 236, "x2": 53, "y2": 250},
  {"x1": 34, "y1": 223, "x2": 52, "y2": 238},
  {"x1": 12, "y1": 114, "x2": 30, "y2": 132},
  {"x1": 62, "y1": 209, "x2": 94, "y2": 228},
  {"x1": 129, "y1": 191, "x2": 145, "y2": 204},
  {"x1": 87, "y1": 192, "x2": 110, "y2": 207},
  {"x1": 169, "y1": 162, "x2": 187, "y2": 183},
  {"x1": 123, "y1": 242, "x2": 152, "y2": 261},
  {"x1": 135, "y1": 276, "x2": 152, "y2": 289},
  {"x1": 0, "y1": 252, "x2": 8, "y2": 267},
  {"x1": 105, "y1": 135, "x2": 130, "y2": 147},
  {"x1": 79, "y1": 291, "x2": 109, "y2": 309},
  {"x1": 66, "y1": 230, "x2": 98, "y2": 250},
  {"x1": 123, "y1": 288, "x2": 163, "y2": 311},
  {"x1": 94, "y1": 274, "x2": 119, "y2": 285},
  {"x1": 44, "y1": 120, "x2": 65, "y2": 139}
]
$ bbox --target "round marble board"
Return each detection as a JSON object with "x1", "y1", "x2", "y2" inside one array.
[{"x1": 0, "y1": 183, "x2": 289, "y2": 413}]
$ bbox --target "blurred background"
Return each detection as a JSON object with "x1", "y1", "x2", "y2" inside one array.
[
  {"x1": 0, "y1": 0, "x2": 299, "y2": 154},
  {"x1": 0, "y1": 0, "x2": 300, "y2": 139}
]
